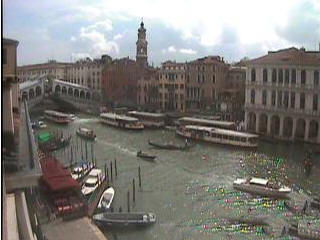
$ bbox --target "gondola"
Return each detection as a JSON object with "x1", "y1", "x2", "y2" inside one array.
[
  {"x1": 137, "y1": 151, "x2": 156, "y2": 161},
  {"x1": 148, "y1": 140, "x2": 193, "y2": 150}
]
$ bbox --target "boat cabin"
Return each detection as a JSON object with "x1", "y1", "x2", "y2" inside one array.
[
  {"x1": 177, "y1": 117, "x2": 236, "y2": 130},
  {"x1": 127, "y1": 111, "x2": 165, "y2": 128}
]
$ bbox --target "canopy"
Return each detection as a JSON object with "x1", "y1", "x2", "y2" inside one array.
[
  {"x1": 38, "y1": 132, "x2": 53, "y2": 143},
  {"x1": 40, "y1": 157, "x2": 80, "y2": 192}
]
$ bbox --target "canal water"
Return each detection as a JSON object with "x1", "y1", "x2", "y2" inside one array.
[{"x1": 32, "y1": 113, "x2": 320, "y2": 240}]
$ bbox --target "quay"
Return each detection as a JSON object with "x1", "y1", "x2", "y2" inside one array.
[{"x1": 41, "y1": 217, "x2": 107, "y2": 240}]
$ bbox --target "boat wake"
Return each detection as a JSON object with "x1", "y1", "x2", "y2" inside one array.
[
  {"x1": 76, "y1": 118, "x2": 98, "y2": 123},
  {"x1": 99, "y1": 140, "x2": 136, "y2": 156}
]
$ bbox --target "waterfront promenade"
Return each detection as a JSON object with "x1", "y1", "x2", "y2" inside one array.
[{"x1": 42, "y1": 217, "x2": 107, "y2": 240}]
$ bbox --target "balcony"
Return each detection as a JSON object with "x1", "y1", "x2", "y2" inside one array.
[
  {"x1": 245, "y1": 103, "x2": 320, "y2": 117},
  {"x1": 246, "y1": 81, "x2": 319, "y2": 91},
  {"x1": 4, "y1": 101, "x2": 42, "y2": 192}
]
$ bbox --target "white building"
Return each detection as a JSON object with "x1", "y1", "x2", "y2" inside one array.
[{"x1": 244, "y1": 47, "x2": 320, "y2": 144}]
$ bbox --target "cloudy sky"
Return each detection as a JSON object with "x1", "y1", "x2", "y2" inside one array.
[{"x1": 3, "y1": 0, "x2": 320, "y2": 66}]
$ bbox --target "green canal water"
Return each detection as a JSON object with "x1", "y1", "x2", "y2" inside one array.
[{"x1": 32, "y1": 113, "x2": 320, "y2": 240}]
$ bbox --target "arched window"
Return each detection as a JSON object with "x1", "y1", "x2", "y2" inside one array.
[
  {"x1": 313, "y1": 94, "x2": 318, "y2": 111},
  {"x1": 278, "y1": 69, "x2": 283, "y2": 84},
  {"x1": 300, "y1": 92, "x2": 305, "y2": 109},
  {"x1": 285, "y1": 69, "x2": 289, "y2": 84},
  {"x1": 291, "y1": 69, "x2": 296, "y2": 85},
  {"x1": 250, "y1": 89, "x2": 255, "y2": 104},
  {"x1": 262, "y1": 89, "x2": 267, "y2": 105},
  {"x1": 290, "y1": 92, "x2": 295, "y2": 108},
  {"x1": 314, "y1": 70, "x2": 319, "y2": 86},
  {"x1": 251, "y1": 69, "x2": 256, "y2": 82},
  {"x1": 284, "y1": 91, "x2": 289, "y2": 108},
  {"x1": 272, "y1": 69, "x2": 277, "y2": 83},
  {"x1": 301, "y1": 70, "x2": 306, "y2": 85},
  {"x1": 271, "y1": 91, "x2": 276, "y2": 106},
  {"x1": 263, "y1": 69, "x2": 268, "y2": 83}
]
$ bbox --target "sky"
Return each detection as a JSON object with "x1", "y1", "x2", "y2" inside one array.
[{"x1": 3, "y1": 0, "x2": 320, "y2": 66}]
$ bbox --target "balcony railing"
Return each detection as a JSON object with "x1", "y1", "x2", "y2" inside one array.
[
  {"x1": 5, "y1": 101, "x2": 42, "y2": 191},
  {"x1": 245, "y1": 103, "x2": 320, "y2": 117}
]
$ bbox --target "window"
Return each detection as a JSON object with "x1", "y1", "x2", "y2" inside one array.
[
  {"x1": 313, "y1": 94, "x2": 318, "y2": 111},
  {"x1": 262, "y1": 89, "x2": 267, "y2": 105},
  {"x1": 300, "y1": 93, "x2": 305, "y2": 109},
  {"x1": 251, "y1": 69, "x2": 256, "y2": 82},
  {"x1": 2, "y1": 48, "x2": 7, "y2": 64},
  {"x1": 202, "y1": 75, "x2": 205, "y2": 83},
  {"x1": 197, "y1": 75, "x2": 200, "y2": 83},
  {"x1": 271, "y1": 91, "x2": 276, "y2": 106},
  {"x1": 263, "y1": 69, "x2": 268, "y2": 83},
  {"x1": 301, "y1": 70, "x2": 306, "y2": 85},
  {"x1": 250, "y1": 89, "x2": 255, "y2": 104},
  {"x1": 180, "y1": 84, "x2": 184, "y2": 89},
  {"x1": 284, "y1": 91, "x2": 289, "y2": 108},
  {"x1": 290, "y1": 92, "x2": 295, "y2": 108},
  {"x1": 314, "y1": 70, "x2": 319, "y2": 86},
  {"x1": 212, "y1": 75, "x2": 216, "y2": 84},
  {"x1": 277, "y1": 91, "x2": 282, "y2": 107},
  {"x1": 278, "y1": 69, "x2": 283, "y2": 84},
  {"x1": 272, "y1": 69, "x2": 277, "y2": 83},
  {"x1": 285, "y1": 69, "x2": 289, "y2": 84},
  {"x1": 291, "y1": 69, "x2": 296, "y2": 85}
]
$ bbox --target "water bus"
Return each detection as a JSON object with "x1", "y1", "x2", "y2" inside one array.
[
  {"x1": 233, "y1": 177, "x2": 291, "y2": 198},
  {"x1": 177, "y1": 117, "x2": 236, "y2": 130},
  {"x1": 127, "y1": 111, "x2": 165, "y2": 128},
  {"x1": 176, "y1": 125, "x2": 258, "y2": 148},
  {"x1": 100, "y1": 113, "x2": 144, "y2": 130},
  {"x1": 93, "y1": 212, "x2": 156, "y2": 227},
  {"x1": 44, "y1": 110, "x2": 72, "y2": 124},
  {"x1": 76, "y1": 127, "x2": 96, "y2": 141}
]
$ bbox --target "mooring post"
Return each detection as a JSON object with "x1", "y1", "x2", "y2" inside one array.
[
  {"x1": 104, "y1": 163, "x2": 107, "y2": 181},
  {"x1": 107, "y1": 168, "x2": 109, "y2": 185},
  {"x1": 91, "y1": 142, "x2": 94, "y2": 164},
  {"x1": 110, "y1": 161, "x2": 113, "y2": 182},
  {"x1": 138, "y1": 165, "x2": 142, "y2": 189},
  {"x1": 115, "y1": 158, "x2": 117, "y2": 177},
  {"x1": 70, "y1": 145, "x2": 73, "y2": 167},
  {"x1": 127, "y1": 191, "x2": 130, "y2": 212},
  {"x1": 81, "y1": 138, "x2": 84, "y2": 161},
  {"x1": 85, "y1": 141, "x2": 88, "y2": 161},
  {"x1": 133, "y1": 178, "x2": 135, "y2": 203}
]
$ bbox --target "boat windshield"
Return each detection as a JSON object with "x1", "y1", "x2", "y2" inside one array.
[{"x1": 85, "y1": 181, "x2": 97, "y2": 188}]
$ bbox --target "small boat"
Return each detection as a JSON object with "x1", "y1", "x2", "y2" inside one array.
[
  {"x1": 233, "y1": 177, "x2": 291, "y2": 199},
  {"x1": 32, "y1": 120, "x2": 47, "y2": 129},
  {"x1": 38, "y1": 135, "x2": 72, "y2": 152},
  {"x1": 76, "y1": 127, "x2": 96, "y2": 141},
  {"x1": 93, "y1": 212, "x2": 156, "y2": 227},
  {"x1": 71, "y1": 162, "x2": 94, "y2": 181},
  {"x1": 137, "y1": 151, "x2": 156, "y2": 161},
  {"x1": 148, "y1": 140, "x2": 193, "y2": 150},
  {"x1": 97, "y1": 187, "x2": 115, "y2": 210},
  {"x1": 81, "y1": 168, "x2": 104, "y2": 196},
  {"x1": 44, "y1": 110, "x2": 72, "y2": 124},
  {"x1": 69, "y1": 114, "x2": 77, "y2": 121}
]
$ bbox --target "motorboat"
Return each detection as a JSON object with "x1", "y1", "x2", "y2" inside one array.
[
  {"x1": 148, "y1": 140, "x2": 193, "y2": 150},
  {"x1": 31, "y1": 120, "x2": 47, "y2": 129},
  {"x1": 137, "y1": 151, "x2": 156, "y2": 161},
  {"x1": 69, "y1": 114, "x2": 77, "y2": 121},
  {"x1": 76, "y1": 127, "x2": 96, "y2": 141},
  {"x1": 93, "y1": 212, "x2": 156, "y2": 227},
  {"x1": 71, "y1": 162, "x2": 94, "y2": 181},
  {"x1": 97, "y1": 187, "x2": 115, "y2": 210},
  {"x1": 81, "y1": 168, "x2": 104, "y2": 196},
  {"x1": 233, "y1": 177, "x2": 291, "y2": 198}
]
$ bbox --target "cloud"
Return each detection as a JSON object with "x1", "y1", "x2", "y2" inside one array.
[
  {"x1": 113, "y1": 34, "x2": 123, "y2": 40},
  {"x1": 70, "y1": 36, "x2": 77, "y2": 42},
  {"x1": 179, "y1": 48, "x2": 197, "y2": 54},
  {"x1": 71, "y1": 53, "x2": 92, "y2": 61}
]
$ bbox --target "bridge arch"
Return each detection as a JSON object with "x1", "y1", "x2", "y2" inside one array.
[
  {"x1": 80, "y1": 90, "x2": 85, "y2": 99},
  {"x1": 86, "y1": 92, "x2": 91, "y2": 100},
  {"x1": 68, "y1": 87, "x2": 73, "y2": 96},
  {"x1": 74, "y1": 89, "x2": 79, "y2": 98},
  {"x1": 29, "y1": 89, "x2": 35, "y2": 99},
  {"x1": 62, "y1": 86, "x2": 67, "y2": 94},
  {"x1": 35, "y1": 86, "x2": 42, "y2": 97},
  {"x1": 22, "y1": 91, "x2": 28, "y2": 101},
  {"x1": 55, "y1": 85, "x2": 61, "y2": 93}
]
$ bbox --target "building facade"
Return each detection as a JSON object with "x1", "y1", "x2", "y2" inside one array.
[
  {"x1": 158, "y1": 61, "x2": 186, "y2": 112},
  {"x1": 186, "y1": 56, "x2": 229, "y2": 111},
  {"x1": 17, "y1": 60, "x2": 71, "y2": 82},
  {"x1": 244, "y1": 47, "x2": 320, "y2": 144}
]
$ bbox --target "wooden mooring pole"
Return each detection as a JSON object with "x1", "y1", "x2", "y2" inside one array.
[
  {"x1": 115, "y1": 158, "x2": 117, "y2": 177},
  {"x1": 133, "y1": 178, "x2": 135, "y2": 203},
  {"x1": 127, "y1": 191, "x2": 130, "y2": 212},
  {"x1": 110, "y1": 161, "x2": 113, "y2": 182},
  {"x1": 85, "y1": 142, "x2": 88, "y2": 161},
  {"x1": 104, "y1": 164, "x2": 107, "y2": 181},
  {"x1": 138, "y1": 165, "x2": 142, "y2": 189}
]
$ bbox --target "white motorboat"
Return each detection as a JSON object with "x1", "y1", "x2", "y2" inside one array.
[
  {"x1": 97, "y1": 187, "x2": 115, "y2": 210},
  {"x1": 81, "y1": 168, "x2": 104, "y2": 196},
  {"x1": 233, "y1": 177, "x2": 291, "y2": 198}
]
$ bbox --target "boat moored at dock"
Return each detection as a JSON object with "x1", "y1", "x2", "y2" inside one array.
[
  {"x1": 177, "y1": 117, "x2": 236, "y2": 130},
  {"x1": 82, "y1": 168, "x2": 105, "y2": 196},
  {"x1": 176, "y1": 125, "x2": 258, "y2": 148},
  {"x1": 97, "y1": 187, "x2": 115, "y2": 210},
  {"x1": 100, "y1": 113, "x2": 144, "y2": 130},
  {"x1": 71, "y1": 162, "x2": 94, "y2": 181},
  {"x1": 44, "y1": 110, "x2": 72, "y2": 124},
  {"x1": 93, "y1": 212, "x2": 156, "y2": 227},
  {"x1": 127, "y1": 111, "x2": 165, "y2": 128},
  {"x1": 233, "y1": 177, "x2": 291, "y2": 198}
]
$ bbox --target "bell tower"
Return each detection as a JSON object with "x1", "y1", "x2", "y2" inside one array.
[{"x1": 136, "y1": 20, "x2": 148, "y2": 68}]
